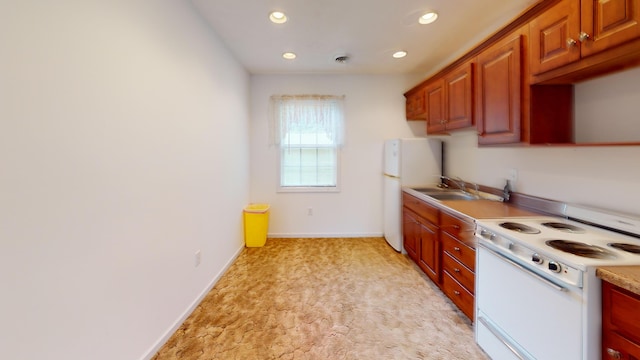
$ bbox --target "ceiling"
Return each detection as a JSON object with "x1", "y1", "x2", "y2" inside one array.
[{"x1": 192, "y1": 0, "x2": 539, "y2": 76}]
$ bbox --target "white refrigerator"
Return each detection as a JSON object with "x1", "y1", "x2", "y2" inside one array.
[{"x1": 383, "y1": 138, "x2": 442, "y2": 252}]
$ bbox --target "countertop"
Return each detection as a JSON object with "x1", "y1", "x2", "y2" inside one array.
[
  {"x1": 402, "y1": 187, "x2": 542, "y2": 220},
  {"x1": 596, "y1": 266, "x2": 640, "y2": 296},
  {"x1": 439, "y1": 199, "x2": 542, "y2": 219}
]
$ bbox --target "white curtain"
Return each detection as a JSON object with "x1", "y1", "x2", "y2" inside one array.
[{"x1": 269, "y1": 95, "x2": 345, "y2": 147}]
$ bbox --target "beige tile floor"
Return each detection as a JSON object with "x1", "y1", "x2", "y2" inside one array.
[{"x1": 152, "y1": 237, "x2": 489, "y2": 360}]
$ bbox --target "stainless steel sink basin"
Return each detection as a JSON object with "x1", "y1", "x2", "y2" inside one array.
[
  {"x1": 410, "y1": 187, "x2": 480, "y2": 201},
  {"x1": 427, "y1": 192, "x2": 479, "y2": 201}
]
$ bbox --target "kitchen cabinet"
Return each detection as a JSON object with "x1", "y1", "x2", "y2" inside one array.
[
  {"x1": 440, "y1": 210, "x2": 476, "y2": 320},
  {"x1": 602, "y1": 281, "x2": 640, "y2": 359},
  {"x1": 404, "y1": 0, "x2": 640, "y2": 145},
  {"x1": 425, "y1": 79, "x2": 445, "y2": 133},
  {"x1": 402, "y1": 193, "x2": 440, "y2": 284},
  {"x1": 405, "y1": 87, "x2": 427, "y2": 120},
  {"x1": 418, "y1": 220, "x2": 440, "y2": 283},
  {"x1": 402, "y1": 210, "x2": 419, "y2": 261},
  {"x1": 402, "y1": 192, "x2": 477, "y2": 320},
  {"x1": 476, "y1": 32, "x2": 524, "y2": 145},
  {"x1": 476, "y1": 26, "x2": 573, "y2": 145},
  {"x1": 426, "y1": 61, "x2": 474, "y2": 134},
  {"x1": 530, "y1": 0, "x2": 640, "y2": 75}
]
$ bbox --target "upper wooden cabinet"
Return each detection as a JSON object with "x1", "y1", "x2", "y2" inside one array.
[
  {"x1": 444, "y1": 61, "x2": 475, "y2": 131},
  {"x1": 477, "y1": 27, "x2": 573, "y2": 145},
  {"x1": 404, "y1": 0, "x2": 640, "y2": 145},
  {"x1": 581, "y1": 0, "x2": 640, "y2": 56},
  {"x1": 476, "y1": 33, "x2": 524, "y2": 144},
  {"x1": 425, "y1": 60, "x2": 475, "y2": 135},
  {"x1": 425, "y1": 79, "x2": 445, "y2": 133},
  {"x1": 530, "y1": 0, "x2": 581, "y2": 74},
  {"x1": 405, "y1": 87, "x2": 426, "y2": 120},
  {"x1": 530, "y1": 0, "x2": 640, "y2": 77}
]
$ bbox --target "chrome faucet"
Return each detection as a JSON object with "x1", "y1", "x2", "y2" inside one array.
[
  {"x1": 441, "y1": 176, "x2": 467, "y2": 193},
  {"x1": 440, "y1": 176, "x2": 481, "y2": 198}
]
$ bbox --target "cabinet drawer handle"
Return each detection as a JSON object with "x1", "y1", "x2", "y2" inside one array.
[
  {"x1": 454, "y1": 246, "x2": 461, "y2": 252},
  {"x1": 454, "y1": 268, "x2": 461, "y2": 273},
  {"x1": 454, "y1": 290, "x2": 461, "y2": 296},
  {"x1": 579, "y1": 31, "x2": 591, "y2": 42},
  {"x1": 606, "y1": 348, "x2": 622, "y2": 359}
]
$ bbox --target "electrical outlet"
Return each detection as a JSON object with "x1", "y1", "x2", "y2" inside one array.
[
  {"x1": 307, "y1": 207, "x2": 313, "y2": 216},
  {"x1": 194, "y1": 250, "x2": 201, "y2": 267},
  {"x1": 508, "y1": 168, "x2": 518, "y2": 183}
]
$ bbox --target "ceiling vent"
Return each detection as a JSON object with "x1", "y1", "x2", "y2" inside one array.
[{"x1": 335, "y1": 55, "x2": 349, "y2": 64}]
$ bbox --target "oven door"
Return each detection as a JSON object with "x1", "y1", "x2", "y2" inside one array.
[{"x1": 476, "y1": 243, "x2": 584, "y2": 360}]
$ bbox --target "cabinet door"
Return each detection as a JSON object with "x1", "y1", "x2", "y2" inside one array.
[
  {"x1": 425, "y1": 79, "x2": 446, "y2": 134},
  {"x1": 418, "y1": 220, "x2": 440, "y2": 284},
  {"x1": 444, "y1": 61, "x2": 474, "y2": 130},
  {"x1": 402, "y1": 209, "x2": 419, "y2": 261},
  {"x1": 581, "y1": 0, "x2": 640, "y2": 57},
  {"x1": 530, "y1": 0, "x2": 581, "y2": 74},
  {"x1": 405, "y1": 88, "x2": 426, "y2": 120},
  {"x1": 476, "y1": 34, "x2": 523, "y2": 145}
]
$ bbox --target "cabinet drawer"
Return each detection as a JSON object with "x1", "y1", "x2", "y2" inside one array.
[
  {"x1": 602, "y1": 328, "x2": 640, "y2": 360},
  {"x1": 440, "y1": 210, "x2": 474, "y2": 242},
  {"x1": 605, "y1": 282, "x2": 640, "y2": 344},
  {"x1": 402, "y1": 193, "x2": 438, "y2": 224},
  {"x1": 442, "y1": 252, "x2": 474, "y2": 293},
  {"x1": 442, "y1": 232, "x2": 476, "y2": 270},
  {"x1": 442, "y1": 271, "x2": 474, "y2": 320}
]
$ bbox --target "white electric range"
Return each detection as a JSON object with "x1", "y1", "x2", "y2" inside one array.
[{"x1": 474, "y1": 204, "x2": 640, "y2": 360}]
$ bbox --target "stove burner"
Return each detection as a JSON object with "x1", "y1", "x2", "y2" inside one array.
[
  {"x1": 608, "y1": 243, "x2": 640, "y2": 254},
  {"x1": 541, "y1": 222, "x2": 585, "y2": 233},
  {"x1": 546, "y1": 240, "x2": 617, "y2": 259},
  {"x1": 499, "y1": 222, "x2": 541, "y2": 234}
]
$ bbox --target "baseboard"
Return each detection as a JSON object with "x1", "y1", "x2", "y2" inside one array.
[
  {"x1": 267, "y1": 232, "x2": 383, "y2": 238},
  {"x1": 139, "y1": 245, "x2": 244, "y2": 360}
]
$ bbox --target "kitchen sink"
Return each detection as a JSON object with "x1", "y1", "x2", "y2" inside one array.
[
  {"x1": 410, "y1": 187, "x2": 482, "y2": 201},
  {"x1": 426, "y1": 192, "x2": 479, "y2": 201}
]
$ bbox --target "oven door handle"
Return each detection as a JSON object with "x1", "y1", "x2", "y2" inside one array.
[
  {"x1": 478, "y1": 316, "x2": 532, "y2": 360},
  {"x1": 479, "y1": 243, "x2": 568, "y2": 292}
]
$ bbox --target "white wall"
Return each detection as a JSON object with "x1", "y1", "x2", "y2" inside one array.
[
  {"x1": 0, "y1": 1, "x2": 250, "y2": 360},
  {"x1": 250, "y1": 74, "x2": 424, "y2": 237},
  {"x1": 443, "y1": 68, "x2": 640, "y2": 216}
]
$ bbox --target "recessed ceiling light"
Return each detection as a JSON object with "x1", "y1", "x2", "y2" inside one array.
[
  {"x1": 282, "y1": 52, "x2": 296, "y2": 60},
  {"x1": 393, "y1": 51, "x2": 408, "y2": 59},
  {"x1": 419, "y1": 11, "x2": 438, "y2": 25},
  {"x1": 269, "y1": 11, "x2": 287, "y2": 24}
]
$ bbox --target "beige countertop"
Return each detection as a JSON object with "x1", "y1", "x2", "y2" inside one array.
[
  {"x1": 402, "y1": 187, "x2": 543, "y2": 220},
  {"x1": 597, "y1": 266, "x2": 640, "y2": 296},
  {"x1": 439, "y1": 199, "x2": 542, "y2": 219}
]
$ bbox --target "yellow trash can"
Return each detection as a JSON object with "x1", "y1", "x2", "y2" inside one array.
[{"x1": 243, "y1": 204, "x2": 270, "y2": 247}]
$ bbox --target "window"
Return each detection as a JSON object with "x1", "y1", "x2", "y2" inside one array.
[{"x1": 270, "y1": 95, "x2": 345, "y2": 192}]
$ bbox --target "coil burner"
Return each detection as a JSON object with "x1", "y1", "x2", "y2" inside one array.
[{"x1": 546, "y1": 239, "x2": 617, "y2": 259}]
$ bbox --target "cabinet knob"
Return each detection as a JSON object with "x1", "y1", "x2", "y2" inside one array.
[
  {"x1": 579, "y1": 31, "x2": 591, "y2": 42},
  {"x1": 566, "y1": 38, "x2": 577, "y2": 47},
  {"x1": 454, "y1": 268, "x2": 461, "y2": 273},
  {"x1": 454, "y1": 246, "x2": 461, "y2": 252},
  {"x1": 606, "y1": 348, "x2": 622, "y2": 359},
  {"x1": 454, "y1": 290, "x2": 461, "y2": 296}
]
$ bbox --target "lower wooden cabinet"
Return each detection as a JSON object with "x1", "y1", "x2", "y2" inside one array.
[
  {"x1": 602, "y1": 281, "x2": 640, "y2": 359},
  {"x1": 402, "y1": 192, "x2": 476, "y2": 321},
  {"x1": 418, "y1": 220, "x2": 440, "y2": 284}
]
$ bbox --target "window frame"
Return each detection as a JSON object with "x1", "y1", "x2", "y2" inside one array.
[
  {"x1": 276, "y1": 144, "x2": 341, "y2": 193},
  {"x1": 272, "y1": 95, "x2": 344, "y2": 193}
]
